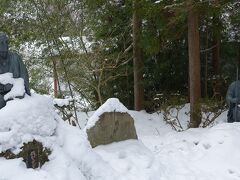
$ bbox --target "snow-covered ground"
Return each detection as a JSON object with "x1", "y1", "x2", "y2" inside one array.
[{"x1": 1, "y1": 95, "x2": 240, "y2": 180}]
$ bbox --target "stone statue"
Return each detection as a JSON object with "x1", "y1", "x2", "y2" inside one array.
[{"x1": 0, "y1": 32, "x2": 31, "y2": 109}]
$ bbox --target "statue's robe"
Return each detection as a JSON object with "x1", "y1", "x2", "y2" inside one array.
[{"x1": 1, "y1": 51, "x2": 31, "y2": 96}]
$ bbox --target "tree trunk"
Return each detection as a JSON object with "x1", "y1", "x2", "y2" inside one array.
[
  {"x1": 53, "y1": 59, "x2": 58, "y2": 98},
  {"x1": 132, "y1": 0, "x2": 144, "y2": 111},
  {"x1": 204, "y1": 27, "x2": 209, "y2": 98},
  {"x1": 237, "y1": 44, "x2": 240, "y2": 69},
  {"x1": 188, "y1": 6, "x2": 201, "y2": 128},
  {"x1": 212, "y1": 36, "x2": 220, "y2": 76},
  {"x1": 212, "y1": 0, "x2": 220, "y2": 76},
  {"x1": 212, "y1": 36, "x2": 221, "y2": 99},
  {"x1": 212, "y1": 0, "x2": 221, "y2": 99}
]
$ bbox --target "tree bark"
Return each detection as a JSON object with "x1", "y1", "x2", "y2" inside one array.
[
  {"x1": 212, "y1": 36, "x2": 220, "y2": 76},
  {"x1": 188, "y1": 6, "x2": 201, "y2": 128},
  {"x1": 212, "y1": 0, "x2": 220, "y2": 76},
  {"x1": 212, "y1": 0, "x2": 221, "y2": 99},
  {"x1": 204, "y1": 27, "x2": 209, "y2": 98},
  {"x1": 237, "y1": 44, "x2": 240, "y2": 69},
  {"x1": 132, "y1": 0, "x2": 144, "y2": 111},
  {"x1": 53, "y1": 59, "x2": 58, "y2": 98}
]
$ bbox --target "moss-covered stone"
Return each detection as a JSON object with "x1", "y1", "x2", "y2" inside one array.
[
  {"x1": 0, "y1": 149, "x2": 16, "y2": 159},
  {"x1": 0, "y1": 140, "x2": 51, "y2": 169}
]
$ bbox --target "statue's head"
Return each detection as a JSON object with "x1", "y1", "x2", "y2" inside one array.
[{"x1": 0, "y1": 32, "x2": 8, "y2": 59}]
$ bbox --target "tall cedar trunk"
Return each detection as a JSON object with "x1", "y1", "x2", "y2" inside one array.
[
  {"x1": 133, "y1": 0, "x2": 144, "y2": 111},
  {"x1": 188, "y1": 7, "x2": 201, "y2": 128}
]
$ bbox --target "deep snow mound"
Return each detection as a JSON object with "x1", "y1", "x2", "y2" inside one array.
[
  {"x1": 0, "y1": 94, "x2": 125, "y2": 180},
  {"x1": 0, "y1": 94, "x2": 57, "y2": 153}
]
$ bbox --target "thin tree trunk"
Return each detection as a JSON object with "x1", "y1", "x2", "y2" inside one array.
[
  {"x1": 205, "y1": 27, "x2": 209, "y2": 98},
  {"x1": 212, "y1": 0, "x2": 221, "y2": 99},
  {"x1": 237, "y1": 45, "x2": 240, "y2": 68},
  {"x1": 188, "y1": 5, "x2": 201, "y2": 128},
  {"x1": 212, "y1": 36, "x2": 221, "y2": 99},
  {"x1": 212, "y1": 0, "x2": 220, "y2": 76},
  {"x1": 133, "y1": 0, "x2": 144, "y2": 111},
  {"x1": 53, "y1": 59, "x2": 58, "y2": 98},
  {"x1": 212, "y1": 36, "x2": 220, "y2": 75}
]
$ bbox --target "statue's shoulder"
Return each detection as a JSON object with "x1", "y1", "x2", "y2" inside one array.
[
  {"x1": 8, "y1": 51, "x2": 22, "y2": 64},
  {"x1": 228, "y1": 81, "x2": 240, "y2": 90},
  {"x1": 230, "y1": 81, "x2": 236, "y2": 86},
  {"x1": 8, "y1": 51, "x2": 21, "y2": 59}
]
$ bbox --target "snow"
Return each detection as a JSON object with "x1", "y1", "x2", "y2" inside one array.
[
  {"x1": 0, "y1": 95, "x2": 123, "y2": 180},
  {"x1": 1, "y1": 95, "x2": 240, "y2": 180},
  {"x1": 85, "y1": 98, "x2": 129, "y2": 130},
  {"x1": 0, "y1": 73, "x2": 25, "y2": 100},
  {"x1": 155, "y1": 0, "x2": 162, "y2": 4},
  {"x1": 53, "y1": 98, "x2": 71, "y2": 107},
  {"x1": 151, "y1": 123, "x2": 240, "y2": 180},
  {"x1": 90, "y1": 113, "x2": 240, "y2": 180},
  {"x1": 0, "y1": 94, "x2": 56, "y2": 153}
]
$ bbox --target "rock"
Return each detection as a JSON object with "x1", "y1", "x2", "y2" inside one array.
[
  {"x1": 20, "y1": 140, "x2": 51, "y2": 169},
  {"x1": 0, "y1": 140, "x2": 51, "y2": 169},
  {"x1": 87, "y1": 111, "x2": 138, "y2": 148}
]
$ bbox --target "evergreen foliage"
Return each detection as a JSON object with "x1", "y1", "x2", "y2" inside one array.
[{"x1": 0, "y1": 0, "x2": 239, "y2": 114}]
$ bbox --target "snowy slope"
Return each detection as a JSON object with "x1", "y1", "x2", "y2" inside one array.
[
  {"x1": 1, "y1": 96, "x2": 240, "y2": 180},
  {"x1": 78, "y1": 107, "x2": 240, "y2": 180},
  {"x1": 93, "y1": 119, "x2": 240, "y2": 180},
  {"x1": 154, "y1": 123, "x2": 240, "y2": 180},
  {"x1": 0, "y1": 95, "x2": 123, "y2": 180}
]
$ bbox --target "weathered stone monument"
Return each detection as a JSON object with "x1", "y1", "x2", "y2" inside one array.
[
  {"x1": 0, "y1": 32, "x2": 31, "y2": 109},
  {"x1": 86, "y1": 98, "x2": 138, "y2": 148}
]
